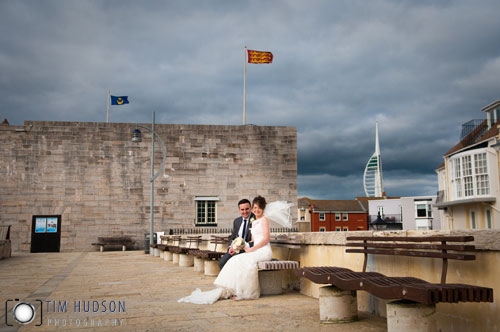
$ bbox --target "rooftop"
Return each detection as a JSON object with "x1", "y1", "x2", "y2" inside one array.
[
  {"x1": 0, "y1": 251, "x2": 386, "y2": 332},
  {"x1": 311, "y1": 200, "x2": 366, "y2": 213}
]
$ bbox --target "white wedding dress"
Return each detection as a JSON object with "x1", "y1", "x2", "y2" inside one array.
[{"x1": 178, "y1": 201, "x2": 291, "y2": 304}]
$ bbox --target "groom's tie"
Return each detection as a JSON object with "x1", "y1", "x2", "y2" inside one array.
[{"x1": 242, "y1": 218, "x2": 248, "y2": 240}]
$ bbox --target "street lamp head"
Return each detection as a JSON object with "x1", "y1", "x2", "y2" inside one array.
[
  {"x1": 370, "y1": 212, "x2": 388, "y2": 231},
  {"x1": 131, "y1": 128, "x2": 142, "y2": 143}
]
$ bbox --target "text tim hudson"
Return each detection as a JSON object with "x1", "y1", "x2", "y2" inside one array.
[{"x1": 45, "y1": 300, "x2": 126, "y2": 313}]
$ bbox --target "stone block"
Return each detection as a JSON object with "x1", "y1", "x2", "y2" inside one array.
[
  {"x1": 204, "y1": 260, "x2": 220, "y2": 276},
  {"x1": 319, "y1": 285, "x2": 358, "y2": 324},
  {"x1": 386, "y1": 300, "x2": 436, "y2": 332},
  {"x1": 194, "y1": 257, "x2": 204, "y2": 272},
  {"x1": 258, "y1": 270, "x2": 283, "y2": 295},
  {"x1": 178, "y1": 254, "x2": 194, "y2": 267}
]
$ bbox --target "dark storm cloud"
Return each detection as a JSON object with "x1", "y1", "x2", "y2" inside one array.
[{"x1": 1, "y1": 0, "x2": 500, "y2": 199}]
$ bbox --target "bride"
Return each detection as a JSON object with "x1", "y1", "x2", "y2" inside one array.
[{"x1": 178, "y1": 196, "x2": 291, "y2": 304}]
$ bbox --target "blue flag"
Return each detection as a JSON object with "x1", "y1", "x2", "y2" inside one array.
[{"x1": 110, "y1": 96, "x2": 129, "y2": 105}]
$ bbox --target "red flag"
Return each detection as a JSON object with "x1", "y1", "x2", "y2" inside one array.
[{"x1": 247, "y1": 50, "x2": 273, "y2": 63}]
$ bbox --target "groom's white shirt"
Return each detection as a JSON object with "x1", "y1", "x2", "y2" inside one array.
[
  {"x1": 238, "y1": 218, "x2": 251, "y2": 248},
  {"x1": 238, "y1": 218, "x2": 247, "y2": 238}
]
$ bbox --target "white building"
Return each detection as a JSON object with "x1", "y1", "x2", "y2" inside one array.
[
  {"x1": 297, "y1": 197, "x2": 312, "y2": 232},
  {"x1": 435, "y1": 100, "x2": 500, "y2": 230},
  {"x1": 368, "y1": 196, "x2": 441, "y2": 230}
]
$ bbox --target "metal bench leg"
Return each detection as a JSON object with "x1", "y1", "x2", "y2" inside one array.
[
  {"x1": 319, "y1": 286, "x2": 358, "y2": 324},
  {"x1": 386, "y1": 300, "x2": 436, "y2": 332}
]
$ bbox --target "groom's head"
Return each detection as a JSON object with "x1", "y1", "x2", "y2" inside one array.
[{"x1": 238, "y1": 199, "x2": 251, "y2": 219}]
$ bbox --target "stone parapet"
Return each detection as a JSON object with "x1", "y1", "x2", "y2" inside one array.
[
  {"x1": 297, "y1": 229, "x2": 500, "y2": 251},
  {"x1": 269, "y1": 229, "x2": 500, "y2": 332}
]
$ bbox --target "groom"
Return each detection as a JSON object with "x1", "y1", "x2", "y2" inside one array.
[{"x1": 218, "y1": 198, "x2": 255, "y2": 269}]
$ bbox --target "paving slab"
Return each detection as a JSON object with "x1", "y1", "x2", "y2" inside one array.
[{"x1": 0, "y1": 251, "x2": 387, "y2": 332}]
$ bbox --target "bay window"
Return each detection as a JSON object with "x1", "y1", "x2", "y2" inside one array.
[{"x1": 450, "y1": 149, "x2": 490, "y2": 200}]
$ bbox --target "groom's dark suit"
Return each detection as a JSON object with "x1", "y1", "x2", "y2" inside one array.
[{"x1": 218, "y1": 212, "x2": 255, "y2": 269}]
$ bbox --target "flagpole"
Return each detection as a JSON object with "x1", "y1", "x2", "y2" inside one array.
[
  {"x1": 243, "y1": 46, "x2": 247, "y2": 125},
  {"x1": 106, "y1": 89, "x2": 110, "y2": 123}
]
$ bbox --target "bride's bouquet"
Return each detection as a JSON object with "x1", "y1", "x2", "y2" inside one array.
[{"x1": 231, "y1": 237, "x2": 246, "y2": 253}]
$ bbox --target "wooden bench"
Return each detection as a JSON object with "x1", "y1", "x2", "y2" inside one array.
[
  {"x1": 164, "y1": 236, "x2": 182, "y2": 263},
  {"x1": 190, "y1": 235, "x2": 229, "y2": 276},
  {"x1": 258, "y1": 234, "x2": 301, "y2": 295},
  {"x1": 0, "y1": 225, "x2": 11, "y2": 259},
  {"x1": 258, "y1": 259, "x2": 300, "y2": 295},
  {"x1": 158, "y1": 235, "x2": 179, "y2": 261},
  {"x1": 158, "y1": 234, "x2": 169, "y2": 259},
  {"x1": 175, "y1": 236, "x2": 202, "y2": 267},
  {"x1": 92, "y1": 236, "x2": 135, "y2": 252},
  {"x1": 191, "y1": 235, "x2": 228, "y2": 260},
  {"x1": 185, "y1": 236, "x2": 203, "y2": 256},
  {"x1": 296, "y1": 235, "x2": 493, "y2": 329}
]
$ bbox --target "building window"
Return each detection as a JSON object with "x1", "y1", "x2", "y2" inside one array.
[
  {"x1": 452, "y1": 158, "x2": 462, "y2": 198},
  {"x1": 377, "y1": 206, "x2": 384, "y2": 217},
  {"x1": 415, "y1": 201, "x2": 432, "y2": 218},
  {"x1": 300, "y1": 216, "x2": 305, "y2": 221},
  {"x1": 343, "y1": 227, "x2": 348, "y2": 231},
  {"x1": 335, "y1": 213, "x2": 341, "y2": 221},
  {"x1": 450, "y1": 150, "x2": 490, "y2": 200},
  {"x1": 486, "y1": 209, "x2": 492, "y2": 229},
  {"x1": 475, "y1": 153, "x2": 489, "y2": 195},
  {"x1": 462, "y1": 155, "x2": 473, "y2": 197},
  {"x1": 488, "y1": 108, "x2": 500, "y2": 128},
  {"x1": 319, "y1": 227, "x2": 326, "y2": 232},
  {"x1": 416, "y1": 204, "x2": 427, "y2": 217},
  {"x1": 195, "y1": 197, "x2": 218, "y2": 226},
  {"x1": 342, "y1": 213, "x2": 348, "y2": 221},
  {"x1": 319, "y1": 213, "x2": 325, "y2": 221},
  {"x1": 470, "y1": 210, "x2": 476, "y2": 229},
  {"x1": 335, "y1": 227, "x2": 341, "y2": 231}
]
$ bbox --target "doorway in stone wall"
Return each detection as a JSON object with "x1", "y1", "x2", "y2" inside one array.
[{"x1": 31, "y1": 215, "x2": 61, "y2": 252}]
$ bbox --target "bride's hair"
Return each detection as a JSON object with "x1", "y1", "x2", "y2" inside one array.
[{"x1": 252, "y1": 196, "x2": 267, "y2": 210}]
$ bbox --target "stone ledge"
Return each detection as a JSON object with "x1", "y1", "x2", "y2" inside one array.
[
  {"x1": 296, "y1": 229, "x2": 500, "y2": 251},
  {"x1": 164, "y1": 230, "x2": 500, "y2": 251}
]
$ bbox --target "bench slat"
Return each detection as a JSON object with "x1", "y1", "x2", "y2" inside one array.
[
  {"x1": 297, "y1": 235, "x2": 493, "y2": 308},
  {"x1": 258, "y1": 261, "x2": 299, "y2": 270},
  {"x1": 296, "y1": 266, "x2": 494, "y2": 304},
  {"x1": 346, "y1": 248, "x2": 476, "y2": 260},
  {"x1": 346, "y1": 242, "x2": 475, "y2": 251},
  {"x1": 346, "y1": 236, "x2": 474, "y2": 242}
]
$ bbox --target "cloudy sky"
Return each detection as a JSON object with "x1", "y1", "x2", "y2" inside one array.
[{"x1": 2, "y1": 0, "x2": 500, "y2": 199}]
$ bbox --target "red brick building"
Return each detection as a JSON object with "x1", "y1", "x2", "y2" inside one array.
[{"x1": 309, "y1": 199, "x2": 368, "y2": 232}]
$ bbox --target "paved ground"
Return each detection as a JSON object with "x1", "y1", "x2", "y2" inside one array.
[{"x1": 0, "y1": 251, "x2": 387, "y2": 332}]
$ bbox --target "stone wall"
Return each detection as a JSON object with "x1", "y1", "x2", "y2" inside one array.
[{"x1": 0, "y1": 121, "x2": 297, "y2": 253}]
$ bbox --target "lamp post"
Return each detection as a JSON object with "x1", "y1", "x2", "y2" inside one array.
[
  {"x1": 370, "y1": 212, "x2": 388, "y2": 231},
  {"x1": 131, "y1": 112, "x2": 167, "y2": 254}
]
